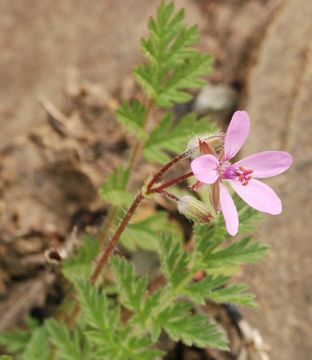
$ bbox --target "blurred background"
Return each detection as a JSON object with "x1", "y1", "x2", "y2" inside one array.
[{"x1": 0, "y1": 1, "x2": 311, "y2": 359}]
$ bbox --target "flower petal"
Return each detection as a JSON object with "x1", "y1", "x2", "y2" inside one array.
[
  {"x1": 220, "y1": 183, "x2": 239, "y2": 236},
  {"x1": 191, "y1": 154, "x2": 219, "y2": 184},
  {"x1": 234, "y1": 151, "x2": 293, "y2": 178},
  {"x1": 224, "y1": 111, "x2": 250, "y2": 160},
  {"x1": 229, "y1": 179, "x2": 282, "y2": 214}
]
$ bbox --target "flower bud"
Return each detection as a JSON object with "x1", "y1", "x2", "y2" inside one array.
[
  {"x1": 186, "y1": 133, "x2": 224, "y2": 159},
  {"x1": 178, "y1": 196, "x2": 213, "y2": 223}
]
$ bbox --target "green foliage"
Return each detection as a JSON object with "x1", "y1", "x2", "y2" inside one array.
[
  {"x1": 63, "y1": 236, "x2": 99, "y2": 283},
  {"x1": 159, "y1": 303, "x2": 227, "y2": 349},
  {"x1": 184, "y1": 276, "x2": 256, "y2": 307},
  {"x1": 204, "y1": 236, "x2": 269, "y2": 268},
  {"x1": 0, "y1": 356, "x2": 13, "y2": 360},
  {"x1": 75, "y1": 279, "x2": 163, "y2": 360},
  {"x1": 194, "y1": 200, "x2": 269, "y2": 272},
  {"x1": 0, "y1": 328, "x2": 30, "y2": 354},
  {"x1": 144, "y1": 113, "x2": 215, "y2": 164},
  {"x1": 116, "y1": 100, "x2": 148, "y2": 140},
  {"x1": 160, "y1": 234, "x2": 192, "y2": 291},
  {"x1": 122, "y1": 211, "x2": 182, "y2": 251},
  {"x1": 23, "y1": 327, "x2": 49, "y2": 360},
  {"x1": 112, "y1": 257, "x2": 148, "y2": 315},
  {"x1": 100, "y1": 166, "x2": 132, "y2": 207},
  {"x1": 45, "y1": 319, "x2": 82, "y2": 360},
  {"x1": 75, "y1": 279, "x2": 120, "y2": 335},
  {"x1": 135, "y1": 2, "x2": 213, "y2": 108}
]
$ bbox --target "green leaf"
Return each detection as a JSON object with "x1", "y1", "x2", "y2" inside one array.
[
  {"x1": 0, "y1": 328, "x2": 30, "y2": 354},
  {"x1": 135, "y1": 1, "x2": 213, "y2": 108},
  {"x1": 75, "y1": 279, "x2": 120, "y2": 334},
  {"x1": 159, "y1": 303, "x2": 227, "y2": 349},
  {"x1": 63, "y1": 236, "x2": 99, "y2": 283},
  {"x1": 205, "y1": 237, "x2": 269, "y2": 268},
  {"x1": 124, "y1": 336, "x2": 164, "y2": 360},
  {"x1": 183, "y1": 276, "x2": 256, "y2": 306},
  {"x1": 159, "y1": 234, "x2": 191, "y2": 291},
  {"x1": 45, "y1": 319, "x2": 82, "y2": 360},
  {"x1": 122, "y1": 211, "x2": 182, "y2": 251},
  {"x1": 182, "y1": 275, "x2": 229, "y2": 305},
  {"x1": 207, "y1": 283, "x2": 256, "y2": 307},
  {"x1": 23, "y1": 327, "x2": 49, "y2": 360},
  {"x1": 116, "y1": 100, "x2": 147, "y2": 140},
  {"x1": 144, "y1": 113, "x2": 215, "y2": 164},
  {"x1": 0, "y1": 356, "x2": 13, "y2": 360},
  {"x1": 100, "y1": 166, "x2": 132, "y2": 207},
  {"x1": 112, "y1": 257, "x2": 148, "y2": 316},
  {"x1": 156, "y1": 54, "x2": 213, "y2": 108}
]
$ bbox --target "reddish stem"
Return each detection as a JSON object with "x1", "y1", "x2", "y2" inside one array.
[
  {"x1": 91, "y1": 192, "x2": 144, "y2": 284},
  {"x1": 91, "y1": 152, "x2": 188, "y2": 284},
  {"x1": 146, "y1": 152, "x2": 187, "y2": 192},
  {"x1": 150, "y1": 171, "x2": 193, "y2": 193}
]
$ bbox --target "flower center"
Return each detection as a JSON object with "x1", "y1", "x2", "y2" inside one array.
[{"x1": 221, "y1": 163, "x2": 253, "y2": 186}]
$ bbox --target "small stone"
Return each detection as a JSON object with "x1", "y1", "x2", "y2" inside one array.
[{"x1": 193, "y1": 84, "x2": 238, "y2": 115}]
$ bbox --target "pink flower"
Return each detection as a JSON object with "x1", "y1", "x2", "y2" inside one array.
[{"x1": 191, "y1": 111, "x2": 293, "y2": 236}]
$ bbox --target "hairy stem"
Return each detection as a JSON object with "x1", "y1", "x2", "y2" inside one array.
[
  {"x1": 146, "y1": 152, "x2": 188, "y2": 192},
  {"x1": 150, "y1": 171, "x2": 193, "y2": 193},
  {"x1": 91, "y1": 192, "x2": 144, "y2": 284},
  {"x1": 98, "y1": 99, "x2": 154, "y2": 249},
  {"x1": 91, "y1": 153, "x2": 188, "y2": 284}
]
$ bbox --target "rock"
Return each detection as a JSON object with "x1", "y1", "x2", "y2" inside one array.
[
  {"x1": 242, "y1": 1, "x2": 312, "y2": 359},
  {"x1": 193, "y1": 84, "x2": 238, "y2": 115}
]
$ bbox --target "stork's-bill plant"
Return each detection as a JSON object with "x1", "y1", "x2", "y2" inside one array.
[{"x1": 0, "y1": 2, "x2": 291, "y2": 359}]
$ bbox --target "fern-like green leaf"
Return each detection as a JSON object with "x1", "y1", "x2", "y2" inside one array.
[
  {"x1": 45, "y1": 319, "x2": 82, "y2": 360},
  {"x1": 184, "y1": 275, "x2": 256, "y2": 307},
  {"x1": 0, "y1": 328, "x2": 30, "y2": 354},
  {"x1": 100, "y1": 166, "x2": 132, "y2": 207},
  {"x1": 63, "y1": 236, "x2": 99, "y2": 283},
  {"x1": 122, "y1": 211, "x2": 182, "y2": 251},
  {"x1": 75, "y1": 279, "x2": 119, "y2": 334},
  {"x1": 159, "y1": 303, "x2": 227, "y2": 349},
  {"x1": 159, "y1": 234, "x2": 191, "y2": 291},
  {"x1": 205, "y1": 237, "x2": 269, "y2": 268},
  {"x1": 135, "y1": 2, "x2": 213, "y2": 108},
  {"x1": 23, "y1": 327, "x2": 49, "y2": 360},
  {"x1": 144, "y1": 113, "x2": 215, "y2": 164},
  {"x1": 116, "y1": 100, "x2": 147, "y2": 140},
  {"x1": 112, "y1": 257, "x2": 148, "y2": 316}
]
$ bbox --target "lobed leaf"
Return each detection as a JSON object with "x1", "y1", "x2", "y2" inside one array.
[
  {"x1": 122, "y1": 211, "x2": 182, "y2": 251},
  {"x1": 144, "y1": 113, "x2": 215, "y2": 164},
  {"x1": 45, "y1": 319, "x2": 82, "y2": 360},
  {"x1": 23, "y1": 327, "x2": 50, "y2": 360},
  {"x1": 63, "y1": 236, "x2": 99, "y2": 283},
  {"x1": 135, "y1": 2, "x2": 213, "y2": 108},
  {"x1": 159, "y1": 303, "x2": 227, "y2": 349},
  {"x1": 159, "y1": 234, "x2": 191, "y2": 292},
  {"x1": 100, "y1": 166, "x2": 132, "y2": 207},
  {"x1": 116, "y1": 100, "x2": 147, "y2": 140},
  {"x1": 112, "y1": 257, "x2": 148, "y2": 316}
]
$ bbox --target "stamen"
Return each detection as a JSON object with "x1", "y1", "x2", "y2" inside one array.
[{"x1": 238, "y1": 166, "x2": 253, "y2": 185}]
